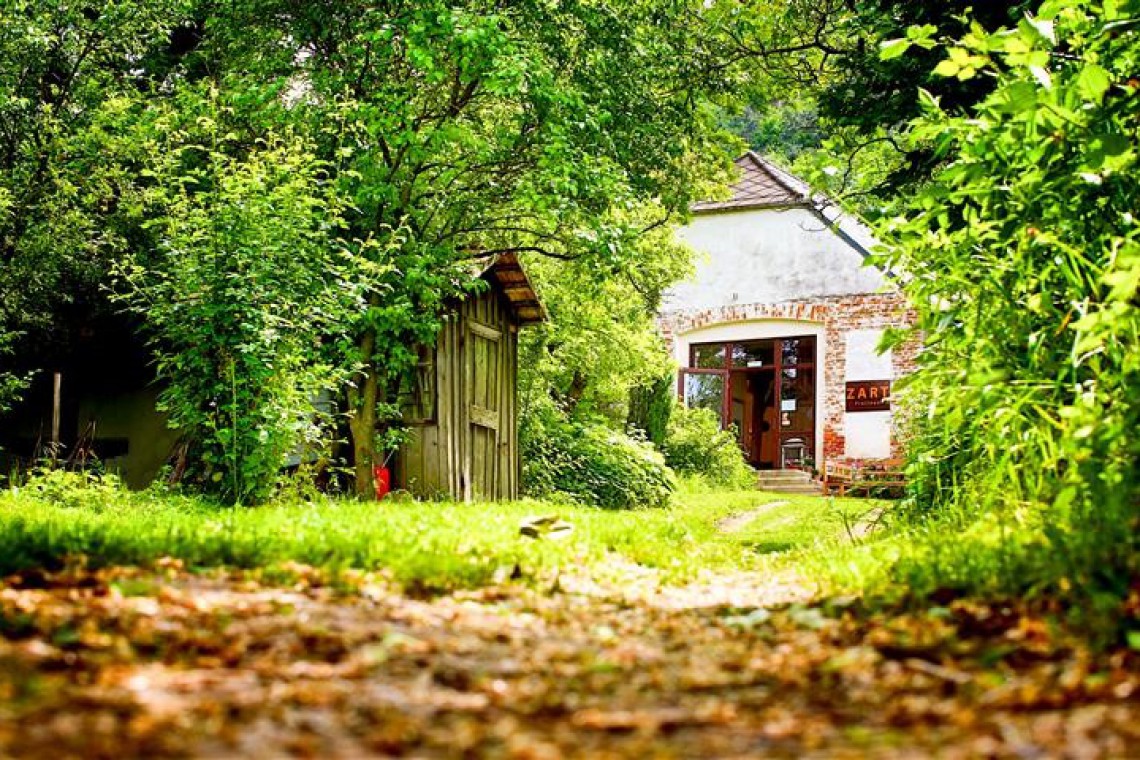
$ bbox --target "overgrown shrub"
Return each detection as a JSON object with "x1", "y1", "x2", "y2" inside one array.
[
  {"x1": 0, "y1": 330, "x2": 25, "y2": 414},
  {"x1": 115, "y1": 116, "x2": 363, "y2": 505},
  {"x1": 522, "y1": 406, "x2": 675, "y2": 509},
  {"x1": 16, "y1": 467, "x2": 128, "y2": 510},
  {"x1": 627, "y1": 373, "x2": 675, "y2": 447},
  {"x1": 880, "y1": 2, "x2": 1140, "y2": 595},
  {"x1": 662, "y1": 405, "x2": 754, "y2": 488}
]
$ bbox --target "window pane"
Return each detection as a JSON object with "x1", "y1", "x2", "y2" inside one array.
[
  {"x1": 781, "y1": 337, "x2": 816, "y2": 366},
  {"x1": 731, "y1": 340, "x2": 775, "y2": 368},
  {"x1": 690, "y1": 343, "x2": 726, "y2": 369},
  {"x1": 684, "y1": 373, "x2": 725, "y2": 417},
  {"x1": 780, "y1": 367, "x2": 814, "y2": 430}
]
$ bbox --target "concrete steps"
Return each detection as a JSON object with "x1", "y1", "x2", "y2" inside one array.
[{"x1": 756, "y1": 469, "x2": 823, "y2": 495}]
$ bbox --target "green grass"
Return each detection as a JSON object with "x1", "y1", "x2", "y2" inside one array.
[
  {"x1": 0, "y1": 477, "x2": 892, "y2": 592},
  {"x1": 787, "y1": 502, "x2": 1092, "y2": 608},
  {"x1": 3, "y1": 473, "x2": 1131, "y2": 637}
]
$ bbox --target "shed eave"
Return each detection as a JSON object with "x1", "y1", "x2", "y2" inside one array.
[{"x1": 478, "y1": 251, "x2": 547, "y2": 325}]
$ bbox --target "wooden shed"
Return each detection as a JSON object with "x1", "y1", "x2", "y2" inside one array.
[{"x1": 393, "y1": 252, "x2": 545, "y2": 501}]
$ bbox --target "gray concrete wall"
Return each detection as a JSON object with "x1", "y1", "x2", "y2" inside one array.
[{"x1": 76, "y1": 388, "x2": 180, "y2": 488}]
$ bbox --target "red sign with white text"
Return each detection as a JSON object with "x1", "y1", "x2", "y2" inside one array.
[{"x1": 846, "y1": 380, "x2": 891, "y2": 412}]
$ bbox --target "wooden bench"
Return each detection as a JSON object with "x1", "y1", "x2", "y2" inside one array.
[{"x1": 823, "y1": 459, "x2": 906, "y2": 497}]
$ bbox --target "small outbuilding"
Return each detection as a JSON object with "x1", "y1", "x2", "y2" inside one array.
[
  {"x1": 0, "y1": 253, "x2": 545, "y2": 501},
  {"x1": 393, "y1": 252, "x2": 545, "y2": 501}
]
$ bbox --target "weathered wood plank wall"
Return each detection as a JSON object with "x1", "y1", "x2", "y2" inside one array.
[{"x1": 396, "y1": 283, "x2": 520, "y2": 501}]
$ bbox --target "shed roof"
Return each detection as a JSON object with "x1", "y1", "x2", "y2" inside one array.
[{"x1": 479, "y1": 251, "x2": 546, "y2": 325}]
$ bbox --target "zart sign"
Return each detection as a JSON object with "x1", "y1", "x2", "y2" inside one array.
[{"x1": 846, "y1": 380, "x2": 891, "y2": 412}]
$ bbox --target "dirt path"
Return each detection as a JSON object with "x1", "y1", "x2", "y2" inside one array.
[
  {"x1": 2, "y1": 565, "x2": 1139, "y2": 758},
  {"x1": 715, "y1": 500, "x2": 789, "y2": 534}
]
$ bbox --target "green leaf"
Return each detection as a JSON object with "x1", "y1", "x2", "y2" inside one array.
[
  {"x1": 907, "y1": 24, "x2": 938, "y2": 41},
  {"x1": 997, "y1": 81, "x2": 1038, "y2": 113},
  {"x1": 1097, "y1": 132, "x2": 1131, "y2": 157},
  {"x1": 917, "y1": 88, "x2": 942, "y2": 112},
  {"x1": 933, "y1": 59, "x2": 961, "y2": 78},
  {"x1": 1127, "y1": 631, "x2": 1140, "y2": 651},
  {"x1": 1077, "y1": 64, "x2": 1112, "y2": 101},
  {"x1": 1025, "y1": 15, "x2": 1057, "y2": 45},
  {"x1": 879, "y1": 38, "x2": 912, "y2": 61},
  {"x1": 905, "y1": 24, "x2": 938, "y2": 49}
]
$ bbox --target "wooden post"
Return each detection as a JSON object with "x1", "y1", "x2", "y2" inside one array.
[{"x1": 51, "y1": 372, "x2": 62, "y2": 457}]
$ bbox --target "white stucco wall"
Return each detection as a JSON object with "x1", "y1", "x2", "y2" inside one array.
[
  {"x1": 665, "y1": 207, "x2": 886, "y2": 312},
  {"x1": 844, "y1": 329, "x2": 893, "y2": 460}
]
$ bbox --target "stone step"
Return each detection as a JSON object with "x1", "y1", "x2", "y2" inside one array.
[
  {"x1": 755, "y1": 469, "x2": 813, "y2": 481},
  {"x1": 755, "y1": 468, "x2": 821, "y2": 495}
]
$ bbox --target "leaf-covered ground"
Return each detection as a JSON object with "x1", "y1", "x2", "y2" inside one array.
[{"x1": 2, "y1": 561, "x2": 1138, "y2": 759}]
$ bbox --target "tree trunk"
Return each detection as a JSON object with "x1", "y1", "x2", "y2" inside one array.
[
  {"x1": 348, "y1": 327, "x2": 379, "y2": 499},
  {"x1": 563, "y1": 369, "x2": 588, "y2": 413}
]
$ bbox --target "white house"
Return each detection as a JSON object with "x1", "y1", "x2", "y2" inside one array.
[{"x1": 660, "y1": 152, "x2": 916, "y2": 471}]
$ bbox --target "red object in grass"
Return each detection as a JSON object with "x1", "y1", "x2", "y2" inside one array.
[{"x1": 373, "y1": 465, "x2": 390, "y2": 500}]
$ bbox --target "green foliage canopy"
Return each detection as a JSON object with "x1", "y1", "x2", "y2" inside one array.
[
  {"x1": 518, "y1": 216, "x2": 691, "y2": 426},
  {"x1": 719, "y1": 0, "x2": 1033, "y2": 210},
  {"x1": 0, "y1": 0, "x2": 189, "y2": 407},
  {"x1": 881, "y1": 0, "x2": 1140, "y2": 590},
  {"x1": 1, "y1": 0, "x2": 833, "y2": 498},
  {"x1": 191, "y1": 0, "x2": 745, "y2": 493}
]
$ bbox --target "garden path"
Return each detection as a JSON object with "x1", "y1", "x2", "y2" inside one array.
[
  {"x1": 2, "y1": 563, "x2": 1138, "y2": 758},
  {"x1": 715, "y1": 500, "x2": 790, "y2": 534}
]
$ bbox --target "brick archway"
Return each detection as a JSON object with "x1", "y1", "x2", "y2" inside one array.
[{"x1": 660, "y1": 293, "x2": 918, "y2": 464}]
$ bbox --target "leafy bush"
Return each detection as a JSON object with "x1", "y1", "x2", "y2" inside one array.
[
  {"x1": 627, "y1": 373, "x2": 675, "y2": 447},
  {"x1": 880, "y1": 3, "x2": 1140, "y2": 594},
  {"x1": 663, "y1": 405, "x2": 754, "y2": 488},
  {"x1": 0, "y1": 330, "x2": 25, "y2": 414},
  {"x1": 115, "y1": 117, "x2": 363, "y2": 505},
  {"x1": 522, "y1": 406, "x2": 675, "y2": 509},
  {"x1": 16, "y1": 467, "x2": 128, "y2": 510}
]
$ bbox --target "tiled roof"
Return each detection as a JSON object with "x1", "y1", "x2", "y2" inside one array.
[{"x1": 691, "y1": 151, "x2": 811, "y2": 213}]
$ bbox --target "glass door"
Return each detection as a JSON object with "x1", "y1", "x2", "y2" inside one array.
[
  {"x1": 680, "y1": 371, "x2": 728, "y2": 419},
  {"x1": 681, "y1": 336, "x2": 817, "y2": 469}
]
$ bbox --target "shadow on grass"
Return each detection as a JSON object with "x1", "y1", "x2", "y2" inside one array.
[{"x1": 741, "y1": 540, "x2": 796, "y2": 555}]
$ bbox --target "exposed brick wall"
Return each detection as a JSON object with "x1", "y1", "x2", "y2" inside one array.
[{"x1": 659, "y1": 292, "x2": 918, "y2": 465}]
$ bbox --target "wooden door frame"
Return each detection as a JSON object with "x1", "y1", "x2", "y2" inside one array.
[{"x1": 680, "y1": 336, "x2": 818, "y2": 469}]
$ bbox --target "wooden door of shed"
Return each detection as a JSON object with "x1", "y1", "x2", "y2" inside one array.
[{"x1": 464, "y1": 319, "x2": 502, "y2": 501}]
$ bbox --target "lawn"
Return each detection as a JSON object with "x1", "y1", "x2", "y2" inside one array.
[
  {"x1": 0, "y1": 477, "x2": 890, "y2": 592},
  {"x1": 5, "y1": 478, "x2": 1140, "y2": 759},
  {"x1": 4, "y1": 480, "x2": 1138, "y2": 760}
]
